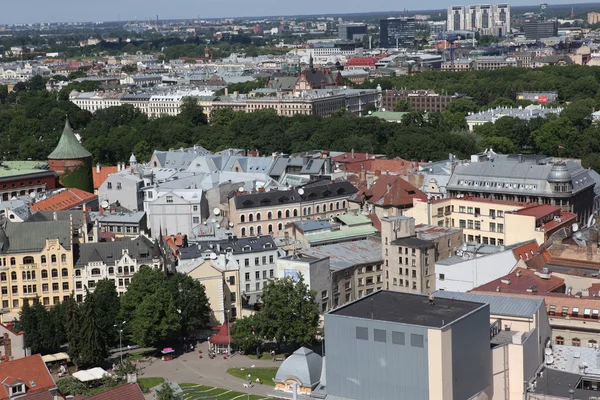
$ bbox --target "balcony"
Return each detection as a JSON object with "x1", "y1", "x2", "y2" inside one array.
[
  {"x1": 23, "y1": 292, "x2": 38, "y2": 297},
  {"x1": 19, "y1": 263, "x2": 38, "y2": 270}
]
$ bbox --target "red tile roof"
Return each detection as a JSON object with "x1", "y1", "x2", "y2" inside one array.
[
  {"x1": 355, "y1": 175, "x2": 426, "y2": 208},
  {"x1": 31, "y1": 188, "x2": 97, "y2": 212},
  {"x1": 345, "y1": 57, "x2": 378, "y2": 67},
  {"x1": 512, "y1": 241, "x2": 539, "y2": 262},
  {"x1": 539, "y1": 212, "x2": 577, "y2": 231},
  {"x1": 343, "y1": 159, "x2": 422, "y2": 175},
  {"x1": 75, "y1": 384, "x2": 145, "y2": 400},
  {"x1": 332, "y1": 152, "x2": 376, "y2": 164},
  {"x1": 92, "y1": 166, "x2": 118, "y2": 190},
  {"x1": 472, "y1": 267, "x2": 565, "y2": 294},
  {"x1": 0, "y1": 354, "x2": 56, "y2": 400},
  {"x1": 366, "y1": 213, "x2": 381, "y2": 231},
  {"x1": 515, "y1": 204, "x2": 561, "y2": 218},
  {"x1": 20, "y1": 392, "x2": 54, "y2": 400},
  {"x1": 430, "y1": 196, "x2": 537, "y2": 208},
  {"x1": 163, "y1": 234, "x2": 185, "y2": 256}
]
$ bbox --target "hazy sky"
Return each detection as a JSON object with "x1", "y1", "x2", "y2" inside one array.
[{"x1": 2, "y1": 0, "x2": 598, "y2": 24}]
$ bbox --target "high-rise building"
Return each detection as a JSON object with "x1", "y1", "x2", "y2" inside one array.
[
  {"x1": 447, "y1": 4, "x2": 511, "y2": 36},
  {"x1": 524, "y1": 19, "x2": 558, "y2": 39},
  {"x1": 380, "y1": 18, "x2": 416, "y2": 48},
  {"x1": 338, "y1": 23, "x2": 368, "y2": 41}
]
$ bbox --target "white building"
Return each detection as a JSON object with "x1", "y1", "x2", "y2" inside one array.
[
  {"x1": 144, "y1": 188, "x2": 208, "y2": 237},
  {"x1": 448, "y1": 4, "x2": 511, "y2": 36}
]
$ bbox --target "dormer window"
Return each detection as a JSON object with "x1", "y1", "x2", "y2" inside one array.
[
  {"x1": 243, "y1": 245, "x2": 251, "y2": 252},
  {"x1": 9, "y1": 382, "x2": 25, "y2": 396},
  {"x1": 264, "y1": 243, "x2": 273, "y2": 248}
]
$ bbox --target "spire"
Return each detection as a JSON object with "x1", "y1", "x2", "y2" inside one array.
[
  {"x1": 48, "y1": 117, "x2": 92, "y2": 160},
  {"x1": 309, "y1": 54, "x2": 314, "y2": 71}
]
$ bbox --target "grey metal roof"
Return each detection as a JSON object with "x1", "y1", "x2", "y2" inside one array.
[
  {"x1": 1, "y1": 220, "x2": 71, "y2": 253},
  {"x1": 294, "y1": 219, "x2": 332, "y2": 232},
  {"x1": 300, "y1": 238, "x2": 382, "y2": 271},
  {"x1": 26, "y1": 210, "x2": 83, "y2": 227},
  {"x1": 88, "y1": 211, "x2": 146, "y2": 224},
  {"x1": 275, "y1": 347, "x2": 322, "y2": 389},
  {"x1": 433, "y1": 291, "x2": 543, "y2": 318},
  {"x1": 179, "y1": 235, "x2": 277, "y2": 260},
  {"x1": 73, "y1": 236, "x2": 158, "y2": 267}
]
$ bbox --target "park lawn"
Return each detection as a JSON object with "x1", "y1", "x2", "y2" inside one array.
[
  {"x1": 127, "y1": 349, "x2": 156, "y2": 361},
  {"x1": 246, "y1": 351, "x2": 286, "y2": 360},
  {"x1": 226, "y1": 367, "x2": 278, "y2": 387},
  {"x1": 137, "y1": 377, "x2": 165, "y2": 392},
  {"x1": 180, "y1": 383, "x2": 267, "y2": 400}
]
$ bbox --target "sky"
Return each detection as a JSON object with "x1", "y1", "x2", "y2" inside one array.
[{"x1": 2, "y1": 0, "x2": 600, "y2": 24}]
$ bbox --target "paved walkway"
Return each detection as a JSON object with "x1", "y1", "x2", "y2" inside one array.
[{"x1": 137, "y1": 341, "x2": 281, "y2": 397}]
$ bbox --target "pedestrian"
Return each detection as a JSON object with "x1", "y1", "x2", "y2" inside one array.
[{"x1": 428, "y1": 293, "x2": 435, "y2": 306}]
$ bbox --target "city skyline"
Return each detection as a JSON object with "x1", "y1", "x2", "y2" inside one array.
[{"x1": 2, "y1": 0, "x2": 600, "y2": 25}]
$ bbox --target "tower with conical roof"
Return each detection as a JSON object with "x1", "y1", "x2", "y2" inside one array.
[{"x1": 48, "y1": 118, "x2": 94, "y2": 193}]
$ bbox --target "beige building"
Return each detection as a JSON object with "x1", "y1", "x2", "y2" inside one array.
[
  {"x1": 179, "y1": 254, "x2": 241, "y2": 325},
  {"x1": 381, "y1": 216, "x2": 463, "y2": 294},
  {"x1": 0, "y1": 220, "x2": 74, "y2": 321},
  {"x1": 405, "y1": 197, "x2": 576, "y2": 246},
  {"x1": 588, "y1": 11, "x2": 600, "y2": 24},
  {"x1": 228, "y1": 181, "x2": 357, "y2": 238}
]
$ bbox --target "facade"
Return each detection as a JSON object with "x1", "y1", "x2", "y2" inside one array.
[
  {"x1": 0, "y1": 322, "x2": 27, "y2": 361},
  {"x1": 448, "y1": 4, "x2": 511, "y2": 36},
  {"x1": 380, "y1": 18, "x2": 416, "y2": 48},
  {"x1": 445, "y1": 153, "x2": 596, "y2": 224},
  {"x1": 0, "y1": 161, "x2": 57, "y2": 201},
  {"x1": 466, "y1": 105, "x2": 562, "y2": 131},
  {"x1": 73, "y1": 237, "x2": 161, "y2": 301},
  {"x1": 0, "y1": 220, "x2": 73, "y2": 321},
  {"x1": 228, "y1": 181, "x2": 357, "y2": 238},
  {"x1": 98, "y1": 169, "x2": 145, "y2": 212},
  {"x1": 178, "y1": 235, "x2": 279, "y2": 307},
  {"x1": 144, "y1": 189, "x2": 208, "y2": 238},
  {"x1": 276, "y1": 254, "x2": 331, "y2": 313},
  {"x1": 588, "y1": 11, "x2": 600, "y2": 24},
  {"x1": 324, "y1": 291, "x2": 492, "y2": 400},
  {"x1": 381, "y1": 89, "x2": 458, "y2": 113},
  {"x1": 88, "y1": 211, "x2": 147, "y2": 239},
  {"x1": 47, "y1": 118, "x2": 93, "y2": 193},
  {"x1": 338, "y1": 24, "x2": 368, "y2": 41},
  {"x1": 524, "y1": 20, "x2": 559, "y2": 40}
]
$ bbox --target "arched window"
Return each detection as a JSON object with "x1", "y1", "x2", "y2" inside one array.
[
  {"x1": 336, "y1": 201, "x2": 340, "y2": 210},
  {"x1": 268, "y1": 212, "x2": 272, "y2": 220},
  {"x1": 108, "y1": 267, "x2": 114, "y2": 275},
  {"x1": 572, "y1": 338, "x2": 581, "y2": 347},
  {"x1": 41, "y1": 255, "x2": 47, "y2": 264},
  {"x1": 249, "y1": 214, "x2": 254, "y2": 222},
  {"x1": 23, "y1": 256, "x2": 34, "y2": 264},
  {"x1": 556, "y1": 336, "x2": 564, "y2": 345},
  {"x1": 277, "y1": 210, "x2": 282, "y2": 219},
  {"x1": 124, "y1": 266, "x2": 129, "y2": 274},
  {"x1": 293, "y1": 209, "x2": 298, "y2": 217},
  {"x1": 75, "y1": 269, "x2": 81, "y2": 277},
  {"x1": 31, "y1": 271, "x2": 36, "y2": 280},
  {"x1": 308, "y1": 207, "x2": 312, "y2": 215},
  {"x1": 10, "y1": 257, "x2": 15, "y2": 266},
  {"x1": 41, "y1": 270, "x2": 48, "y2": 279},
  {"x1": 240, "y1": 214, "x2": 245, "y2": 223},
  {"x1": 130, "y1": 266, "x2": 135, "y2": 273},
  {"x1": 22, "y1": 271, "x2": 26, "y2": 280},
  {"x1": 249, "y1": 226, "x2": 254, "y2": 236},
  {"x1": 91, "y1": 268, "x2": 101, "y2": 276},
  {"x1": 241, "y1": 227, "x2": 246, "y2": 237},
  {"x1": 268, "y1": 224, "x2": 273, "y2": 233},
  {"x1": 330, "y1": 203, "x2": 334, "y2": 211},
  {"x1": 257, "y1": 225, "x2": 262, "y2": 235},
  {"x1": 62, "y1": 268, "x2": 68, "y2": 278},
  {"x1": 11, "y1": 272, "x2": 16, "y2": 280},
  {"x1": 316, "y1": 205, "x2": 320, "y2": 213},
  {"x1": 303, "y1": 207, "x2": 307, "y2": 216},
  {"x1": 278, "y1": 223, "x2": 283, "y2": 231},
  {"x1": 51, "y1": 269, "x2": 58, "y2": 278},
  {"x1": 51, "y1": 255, "x2": 57, "y2": 264},
  {"x1": 285, "y1": 210, "x2": 290, "y2": 218},
  {"x1": 0, "y1": 272, "x2": 5, "y2": 282},
  {"x1": 342, "y1": 201, "x2": 346, "y2": 208},
  {"x1": 61, "y1": 254, "x2": 67, "y2": 264},
  {"x1": 256, "y1": 213, "x2": 261, "y2": 221}
]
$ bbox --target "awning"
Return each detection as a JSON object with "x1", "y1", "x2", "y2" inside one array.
[
  {"x1": 41, "y1": 352, "x2": 71, "y2": 363},
  {"x1": 73, "y1": 367, "x2": 108, "y2": 382},
  {"x1": 209, "y1": 322, "x2": 233, "y2": 345},
  {"x1": 161, "y1": 348, "x2": 174, "y2": 354}
]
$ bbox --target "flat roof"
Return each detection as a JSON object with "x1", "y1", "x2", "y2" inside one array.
[{"x1": 329, "y1": 290, "x2": 486, "y2": 328}]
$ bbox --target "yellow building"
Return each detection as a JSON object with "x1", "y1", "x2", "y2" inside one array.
[
  {"x1": 405, "y1": 197, "x2": 576, "y2": 246},
  {"x1": 0, "y1": 220, "x2": 74, "y2": 321},
  {"x1": 180, "y1": 254, "x2": 241, "y2": 326}
]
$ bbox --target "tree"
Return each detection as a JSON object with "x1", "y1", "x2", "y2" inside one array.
[
  {"x1": 56, "y1": 377, "x2": 90, "y2": 397},
  {"x1": 79, "y1": 289, "x2": 110, "y2": 367},
  {"x1": 445, "y1": 98, "x2": 479, "y2": 114},
  {"x1": 479, "y1": 136, "x2": 517, "y2": 153},
  {"x1": 92, "y1": 279, "x2": 120, "y2": 347},
  {"x1": 131, "y1": 287, "x2": 181, "y2": 347},
  {"x1": 156, "y1": 382, "x2": 180, "y2": 400},
  {"x1": 179, "y1": 97, "x2": 208, "y2": 126},
  {"x1": 230, "y1": 315, "x2": 261, "y2": 353},
  {"x1": 64, "y1": 295, "x2": 82, "y2": 367},
  {"x1": 393, "y1": 99, "x2": 412, "y2": 112},
  {"x1": 121, "y1": 64, "x2": 138, "y2": 73},
  {"x1": 167, "y1": 273, "x2": 210, "y2": 339},
  {"x1": 120, "y1": 266, "x2": 167, "y2": 325},
  {"x1": 259, "y1": 275, "x2": 319, "y2": 348}
]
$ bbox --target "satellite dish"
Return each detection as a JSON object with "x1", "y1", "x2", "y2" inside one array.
[
  {"x1": 238, "y1": 186, "x2": 245, "y2": 192},
  {"x1": 101, "y1": 200, "x2": 109, "y2": 209},
  {"x1": 210, "y1": 252, "x2": 217, "y2": 260},
  {"x1": 213, "y1": 208, "x2": 221, "y2": 216},
  {"x1": 211, "y1": 218, "x2": 216, "y2": 223},
  {"x1": 229, "y1": 221, "x2": 234, "y2": 227},
  {"x1": 29, "y1": 192, "x2": 36, "y2": 199},
  {"x1": 573, "y1": 223, "x2": 579, "y2": 232},
  {"x1": 298, "y1": 188, "x2": 305, "y2": 195},
  {"x1": 575, "y1": 231, "x2": 583, "y2": 239}
]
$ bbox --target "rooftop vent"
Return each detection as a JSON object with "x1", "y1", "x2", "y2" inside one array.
[{"x1": 501, "y1": 278, "x2": 511, "y2": 285}]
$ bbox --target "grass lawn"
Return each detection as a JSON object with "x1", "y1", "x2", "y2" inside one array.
[
  {"x1": 246, "y1": 351, "x2": 286, "y2": 360},
  {"x1": 127, "y1": 349, "x2": 157, "y2": 361},
  {"x1": 226, "y1": 367, "x2": 278, "y2": 387},
  {"x1": 180, "y1": 383, "x2": 268, "y2": 400},
  {"x1": 137, "y1": 377, "x2": 165, "y2": 392}
]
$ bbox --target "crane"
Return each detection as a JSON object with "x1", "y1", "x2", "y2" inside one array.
[{"x1": 438, "y1": 33, "x2": 459, "y2": 71}]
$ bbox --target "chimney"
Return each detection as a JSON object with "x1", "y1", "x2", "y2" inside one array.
[
  {"x1": 96, "y1": 163, "x2": 100, "y2": 173},
  {"x1": 352, "y1": 148, "x2": 355, "y2": 159},
  {"x1": 53, "y1": 211, "x2": 57, "y2": 221},
  {"x1": 3, "y1": 333, "x2": 11, "y2": 360},
  {"x1": 224, "y1": 87, "x2": 229, "y2": 96},
  {"x1": 117, "y1": 163, "x2": 121, "y2": 172}
]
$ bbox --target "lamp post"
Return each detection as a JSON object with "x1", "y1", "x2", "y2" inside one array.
[{"x1": 114, "y1": 320, "x2": 126, "y2": 364}]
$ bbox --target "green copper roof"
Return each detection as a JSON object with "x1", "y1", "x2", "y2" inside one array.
[{"x1": 48, "y1": 118, "x2": 92, "y2": 160}]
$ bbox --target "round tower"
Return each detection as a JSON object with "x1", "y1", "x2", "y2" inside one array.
[{"x1": 48, "y1": 118, "x2": 94, "y2": 193}]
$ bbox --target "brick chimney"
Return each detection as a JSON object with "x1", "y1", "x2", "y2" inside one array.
[{"x1": 3, "y1": 333, "x2": 11, "y2": 360}]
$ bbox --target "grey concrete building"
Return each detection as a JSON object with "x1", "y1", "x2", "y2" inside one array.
[
  {"x1": 380, "y1": 18, "x2": 416, "y2": 48},
  {"x1": 145, "y1": 189, "x2": 208, "y2": 238},
  {"x1": 98, "y1": 171, "x2": 145, "y2": 212},
  {"x1": 323, "y1": 291, "x2": 492, "y2": 400},
  {"x1": 276, "y1": 254, "x2": 331, "y2": 313}
]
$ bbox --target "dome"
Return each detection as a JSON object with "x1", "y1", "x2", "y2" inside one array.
[
  {"x1": 275, "y1": 347, "x2": 322, "y2": 389},
  {"x1": 548, "y1": 163, "x2": 572, "y2": 183},
  {"x1": 129, "y1": 153, "x2": 137, "y2": 163}
]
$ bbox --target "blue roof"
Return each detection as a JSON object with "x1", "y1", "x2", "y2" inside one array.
[{"x1": 433, "y1": 291, "x2": 543, "y2": 318}]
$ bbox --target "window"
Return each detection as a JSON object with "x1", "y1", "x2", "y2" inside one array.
[
  {"x1": 41, "y1": 270, "x2": 48, "y2": 279},
  {"x1": 255, "y1": 282, "x2": 260, "y2": 291},
  {"x1": 248, "y1": 214, "x2": 253, "y2": 222},
  {"x1": 497, "y1": 223, "x2": 504, "y2": 233},
  {"x1": 0, "y1": 273, "x2": 5, "y2": 282},
  {"x1": 255, "y1": 271, "x2": 260, "y2": 279},
  {"x1": 108, "y1": 267, "x2": 114, "y2": 275},
  {"x1": 356, "y1": 326, "x2": 368, "y2": 340},
  {"x1": 459, "y1": 220, "x2": 466, "y2": 228},
  {"x1": 467, "y1": 220, "x2": 474, "y2": 229},
  {"x1": 62, "y1": 282, "x2": 69, "y2": 290},
  {"x1": 245, "y1": 284, "x2": 250, "y2": 292},
  {"x1": 75, "y1": 282, "x2": 82, "y2": 290},
  {"x1": 241, "y1": 215, "x2": 245, "y2": 223},
  {"x1": 193, "y1": 205, "x2": 198, "y2": 212},
  {"x1": 11, "y1": 286, "x2": 17, "y2": 295},
  {"x1": 561, "y1": 306, "x2": 569, "y2": 317},
  {"x1": 411, "y1": 333, "x2": 424, "y2": 348},
  {"x1": 11, "y1": 272, "x2": 16, "y2": 281},
  {"x1": 41, "y1": 256, "x2": 47, "y2": 264},
  {"x1": 166, "y1": 196, "x2": 173, "y2": 203},
  {"x1": 51, "y1": 255, "x2": 57, "y2": 264},
  {"x1": 497, "y1": 210, "x2": 504, "y2": 218},
  {"x1": 474, "y1": 221, "x2": 481, "y2": 230},
  {"x1": 277, "y1": 211, "x2": 282, "y2": 219},
  {"x1": 107, "y1": 182, "x2": 112, "y2": 189},
  {"x1": 193, "y1": 217, "x2": 200, "y2": 224},
  {"x1": 572, "y1": 308, "x2": 579, "y2": 317},
  {"x1": 256, "y1": 213, "x2": 261, "y2": 221},
  {"x1": 51, "y1": 269, "x2": 58, "y2": 278},
  {"x1": 91, "y1": 268, "x2": 101, "y2": 276},
  {"x1": 548, "y1": 305, "x2": 556, "y2": 316},
  {"x1": 572, "y1": 338, "x2": 581, "y2": 347},
  {"x1": 61, "y1": 254, "x2": 67, "y2": 264},
  {"x1": 392, "y1": 331, "x2": 405, "y2": 345},
  {"x1": 278, "y1": 223, "x2": 283, "y2": 231},
  {"x1": 23, "y1": 256, "x2": 34, "y2": 264},
  {"x1": 245, "y1": 272, "x2": 250, "y2": 280},
  {"x1": 117, "y1": 182, "x2": 122, "y2": 190},
  {"x1": 374, "y1": 329, "x2": 386, "y2": 343},
  {"x1": 489, "y1": 222, "x2": 496, "y2": 232},
  {"x1": 585, "y1": 308, "x2": 591, "y2": 318},
  {"x1": 267, "y1": 212, "x2": 272, "y2": 220},
  {"x1": 62, "y1": 268, "x2": 68, "y2": 278},
  {"x1": 52, "y1": 283, "x2": 59, "y2": 291},
  {"x1": 241, "y1": 227, "x2": 246, "y2": 237},
  {"x1": 270, "y1": 269, "x2": 274, "y2": 278},
  {"x1": 285, "y1": 210, "x2": 290, "y2": 218},
  {"x1": 268, "y1": 224, "x2": 273, "y2": 233},
  {"x1": 10, "y1": 257, "x2": 15, "y2": 266}
]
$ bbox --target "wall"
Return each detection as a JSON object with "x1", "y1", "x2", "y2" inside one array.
[
  {"x1": 0, "y1": 324, "x2": 26, "y2": 360},
  {"x1": 504, "y1": 213, "x2": 544, "y2": 246},
  {"x1": 450, "y1": 305, "x2": 492, "y2": 400},
  {"x1": 309, "y1": 258, "x2": 331, "y2": 312},
  {"x1": 99, "y1": 175, "x2": 142, "y2": 212},
  {"x1": 427, "y1": 328, "x2": 453, "y2": 400},
  {"x1": 324, "y1": 313, "x2": 429, "y2": 400},
  {"x1": 189, "y1": 260, "x2": 226, "y2": 325}
]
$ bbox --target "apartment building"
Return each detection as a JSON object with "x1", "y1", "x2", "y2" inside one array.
[
  {"x1": 446, "y1": 153, "x2": 596, "y2": 224},
  {"x1": 144, "y1": 188, "x2": 208, "y2": 237},
  {"x1": 72, "y1": 237, "x2": 161, "y2": 301},
  {"x1": 380, "y1": 216, "x2": 463, "y2": 294},
  {"x1": 88, "y1": 211, "x2": 147, "y2": 239},
  {"x1": 407, "y1": 197, "x2": 577, "y2": 246},
  {"x1": 380, "y1": 18, "x2": 416, "y2": 48},
  {"x1": 0, "y1": 322, "x2": 28, "y2": 361},
  {"x1": 98, "y1": 169, "x2": 145, "y2": 212},
  {"x1": 0, "y1": 220, "x2": 73, "y2": 321},
  {"x1": 228, "y1": 180, "x2": 357, "y2": 238},
  {"x1": 381, "y1": 90, "x2": 458, "y2": 113},
  {"x1": 276, "y1": 254, "x2": 331, "y2": 313},
  {"x1": 0, "y1": 161, "x2": 57, "y2": 201},
  {"x1": 448, "y1": 4, "x2": 511, "y2": 36}
]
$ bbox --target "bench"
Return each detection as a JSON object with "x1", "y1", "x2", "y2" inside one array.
[{"x1": 274, "y1": 356, "x2": 285, "y2": 362}]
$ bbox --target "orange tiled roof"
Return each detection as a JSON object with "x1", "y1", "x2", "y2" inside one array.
[
  {"x1": 74, "y1": 384, "x2": 145, "y2": 400},
  {"x1": 31, "y1": 188, "x2": 97, "y2": 212},
  {"x1": 472, "y1": 267, "x2": 565, "y2": 294},
  {"x1": 512, "y1": 240, "x2": 539, "y2": 262},
  {"x1": 92, "y1": 166, "x2": 118, "y2": 189},
  {"x1": 0, "y1": 355, "x2": 56, "y2": 400},
  {"x1": 355, "y1": 175, "x2": 427, "y2": 208}
]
